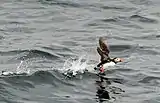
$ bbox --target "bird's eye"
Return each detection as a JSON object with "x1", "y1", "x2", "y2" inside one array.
[{"x1": 115, "y1": 58, "x2": 120, "y2": 61}]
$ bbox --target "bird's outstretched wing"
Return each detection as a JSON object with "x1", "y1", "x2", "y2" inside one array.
[{"x1": 97, "y1": 37, "x2": 110, "y2": 61}]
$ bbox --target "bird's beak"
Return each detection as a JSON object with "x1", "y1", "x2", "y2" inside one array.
[{"x1": 120, "y1": 58, "x2": 124, "y2": 62}]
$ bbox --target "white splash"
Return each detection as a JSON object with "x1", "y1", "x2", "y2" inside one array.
[
  {"x1": 16, "y1": 61, "x2": 30, "y2": 74},
  {"x1": 1, "y1": 61, "x2": 30, "y2": 76},
  {"x1": 62, "y1": 55, "x2": 94, "y2": 76}
]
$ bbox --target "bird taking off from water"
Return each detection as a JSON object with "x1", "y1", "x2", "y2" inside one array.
[{"x1": 95, "y1": 37, "x2": 124, "y2": 74}]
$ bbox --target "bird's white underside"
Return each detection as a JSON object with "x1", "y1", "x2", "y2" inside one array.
[{"x1": 102, "y1": 62, "x2": 115, "y2": 69}]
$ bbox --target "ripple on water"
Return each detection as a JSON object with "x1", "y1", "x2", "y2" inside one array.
[
  {"x1": 129, "y1": 0, "x2": 153, "y2": 5},
  {"x1": 129, "y1": 15, "x2": 158, "y2": 24},
  {"x1": 0, "y1": 49, "x2": 60, "y2": 59},
  {"x1": 39, "y1": 0, "x2": 82, "y2": 7}
]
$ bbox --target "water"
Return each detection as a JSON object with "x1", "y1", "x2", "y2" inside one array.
[{"x1": 0, "y1": 0, "x2": 160, "y2": 103}]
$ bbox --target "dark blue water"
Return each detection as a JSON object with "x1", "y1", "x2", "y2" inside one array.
[{"x1": 0, "y1": 0, "x2": 160, "y2": 103}]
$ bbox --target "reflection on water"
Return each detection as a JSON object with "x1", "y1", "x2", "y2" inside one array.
[
  {"x1": 95, "y1": 74, "x2": 110, "y2": 103},
  {"x1": 95, "y1": 73, "x2": 125, "y2": 103}
]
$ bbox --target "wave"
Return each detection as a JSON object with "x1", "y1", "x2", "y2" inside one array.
[
  {"x1": 130, "y1": 15, "x2": 158, "y2": 23},
  {"x1": 39, "y1": 0, "x2": 81, "y2": 7},
  {"x1": 0, "y1": 54, "x2": 97, "y2": 81},
  {"x1": 0, "y1": 49, "x2": 60, "y2": 60},
  {"x1": 97, "y1": 17, "x2": 143, "y2": 29},
  {"x1": 0, "y1": 52, "x2": 97, "y2": 79},
  {"x1": 102, "y1": 18, "x2": 118, "y2": 22},
  {"x1": 0, "y1": 70, "x2": 75, "y2": 86},
  {"x1": 139, "y1": 76, "x2": 160, "y2": 84},
  {"x1": 132, "y1": 34, "x2": 160, "y2": 40},
  {"x1": 109, "y1": 45, "x2": 133, "y2": 52},
  {"x1": 101, "y1": 6, "x2": 135, "y2": 12},
  {"x1": 129, "y1": 0, "x2": 152, "y2": 5}
]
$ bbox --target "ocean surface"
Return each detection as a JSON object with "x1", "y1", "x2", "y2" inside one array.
[{"x1": 0, "y1": 0, "x2": 160, "y2": 103}]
